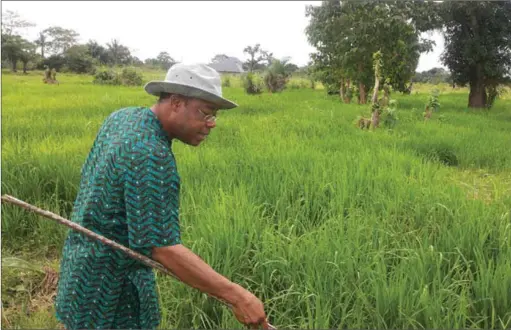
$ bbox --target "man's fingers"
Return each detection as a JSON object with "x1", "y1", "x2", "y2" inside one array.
[{"x1": 246, "y1": 317, "x2": 268, "y2": 329}]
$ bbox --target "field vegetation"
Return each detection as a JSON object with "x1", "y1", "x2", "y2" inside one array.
[
  {"x1": 2, "y1": 1, "x2": 511, "y2": 329},
  {"x1": 2, "y1": 70, "x2": 511, "y2": 329}
]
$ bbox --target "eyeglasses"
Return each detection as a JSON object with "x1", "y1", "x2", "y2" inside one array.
[{"x1": 198, "y1": 108, "x2": 217, "y2": 123}]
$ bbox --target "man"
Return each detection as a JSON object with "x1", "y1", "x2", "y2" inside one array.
[{"x1": 55, "y1": 63, "x2": 269, "y2": 329}]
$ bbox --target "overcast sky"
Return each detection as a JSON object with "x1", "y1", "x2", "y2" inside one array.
[{"x1": 3, "y1": 1, "x2": 445, "y2": 71}]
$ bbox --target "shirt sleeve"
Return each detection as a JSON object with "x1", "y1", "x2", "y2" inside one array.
[{"x1": 123, "y1": 141, "x2": 182, "y2": 257}]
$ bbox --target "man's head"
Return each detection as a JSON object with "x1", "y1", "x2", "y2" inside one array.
[
  {"x1": 143, "y1": 63, "x2": 238, "y2": 146},
  {"x1": 151, "y1": 92, "x2": 218, "y2": 146}
]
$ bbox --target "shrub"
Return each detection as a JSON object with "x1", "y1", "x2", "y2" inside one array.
[
  {"x1": 243, "y1": 72, "x2": 263, "y2": 95},
  {"x1": 93, "y1": 69, "x2": 120, "y2": 85},
  {"x1": 263, "y1": 59, "x2": 291, "y2": 93},
  {"x1": 92, "y1": 67, "x2": 143, "y2": 86},
  {"x1": 424, "y1": 89, "x2": 440, "y2": 120},
  {"x1": 119, "y1": 67, "x2": 143, "y2": 86},
  {"x1": 382, "y1": 99, "x2": 399, "y2": 129},
  {"x1": 222, "y1": 75, "x2": 231, "y2": 87},
  {"x1": 288, "y1": 79, "x2": 309, "y2": 90}
]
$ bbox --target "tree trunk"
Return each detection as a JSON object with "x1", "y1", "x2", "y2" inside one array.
[
  {"x1": 467, "y1": 11, "x2": 486, "y2": 108},
  {"x1": 371, "y1": 76, "x2": 380, "y2": 104},
  {"x1": 339, "y1": 78, "x2": 345, "y2": 101},
  {"x1": 371, "y1": 106, "x2": 380, "y2": 128},
  {"x1": 358, "y1": 82, "x2": 367, "y2": 104},
  {"x1": 11, "y1": 59, "x2": 17, "y2": 72},
  {"x1": 344, "y1": 79, "x2": 351, "y2": 103},
  {"x1": 22, "y1": 61, "x2": 28, "y2": 74},
  {"x1": 468, "y1": 63, "x2": 486, "y2": 108},
  {"x1": 468, "y1": 82, "x2": 486, "y2": 108}
]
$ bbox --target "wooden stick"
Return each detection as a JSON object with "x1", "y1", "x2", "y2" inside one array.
[
  {"x1": 1, "y1": 194, "x2": 173, "y2": 276},
  {"x1": 1, "y1": 194, "x2": 276, "y2": 329}
]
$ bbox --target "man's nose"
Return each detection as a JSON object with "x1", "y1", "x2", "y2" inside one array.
[{"x1": 206, "y1": 121, "x2": 216, "y2": 129}]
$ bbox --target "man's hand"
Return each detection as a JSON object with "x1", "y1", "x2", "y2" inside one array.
[
  {"x1": 230, "y1": 284, "x2": 269, "y2": 329},
  {"x1": 152, "y1": 244, "x2": 269, "y2": 328}
]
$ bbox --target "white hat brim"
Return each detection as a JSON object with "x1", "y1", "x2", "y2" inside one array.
[{"x1": 144, "y1": 81, "x2": 238, "y2": 110}]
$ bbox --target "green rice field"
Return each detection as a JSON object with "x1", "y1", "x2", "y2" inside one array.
[{"x1": 1, "y1": 70, "x2": 511, "y2": 329}]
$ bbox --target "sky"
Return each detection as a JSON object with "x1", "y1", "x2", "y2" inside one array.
[{"x1": 2, "y1": 1, "x2": 445, "y2": 72}]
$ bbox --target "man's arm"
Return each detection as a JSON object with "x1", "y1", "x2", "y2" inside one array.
[
  {"x1": 152, "y1": 244, "x2": 269, "y2": 328},
  {"x1": 152, "y1": 243, "x2": 242, "y2": 304}
]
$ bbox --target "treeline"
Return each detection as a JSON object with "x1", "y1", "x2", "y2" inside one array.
[
  {"x1": 1, "y1": 10, "x2": 178, "y2": 74},
  {"x1": 305, "y1": 1, "x2": 511, "y2": 109},
  {"x1": 412, "y1": 68, "x2": 452, "y2": 85}
]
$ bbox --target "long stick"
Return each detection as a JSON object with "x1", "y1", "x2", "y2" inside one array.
[{"x1": 1, "y1": 194, "x2": 275, "y2": 329}]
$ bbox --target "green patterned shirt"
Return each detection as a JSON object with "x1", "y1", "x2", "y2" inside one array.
[{"x1": 55, "y1": 107, "x2": 181, "y2": 329}]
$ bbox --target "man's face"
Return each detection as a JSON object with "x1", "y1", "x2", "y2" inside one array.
[{"x1": 171, "y1": 97, "x2": 218, "y2": 146}]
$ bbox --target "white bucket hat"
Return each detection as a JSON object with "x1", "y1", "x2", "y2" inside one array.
[{"x1": 144, "y1": 63, "x2": 238, "y2": 110}]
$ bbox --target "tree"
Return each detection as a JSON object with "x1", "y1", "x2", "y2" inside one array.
[
  {"x1": 131, "y1": 56, "x2": 144, "y2": 67},
  {"x1": 42, "y1": 26, "x2": 80, "y2": 55},
  {"x1": 1, "y1": 34, "x2": 35, "y2": 72},
  {"x1": 438, "y1": 1, "x2": 511, "y2": 108},
  {"x1": 243, "y1": 44, "x2": 268, "y2": 72},
  {"x1": 156, "y1": 51, "x2": 175, "y2": 70},
  {"x1": 34, "y1": 32, "x2": 47, "y2": 58},
  {"x1": 64, "y1": 44, "x2": 95, "y2": 73},
  {"x1": 18, "y1": 40, "x2": 37, "y2": 73},
  {"x1": 263, "y1": 58, "x2": 294, "y2": 93},
  {"x1": 1, "y1": 10, "x2": 35, "y2": 36},
  {"x1": 413, "y1": 67, "x2": 452, "y2": 84},
  {"x1": 86, "y1": 40, "x2": 110, "y2": 65},
  {"x1": 106, "y1": 39, "x2": 132, "y2": 66},
  {"x1": 305, "y1": 0, "x2": 437, "y2": 104},
  {"x1": 211, "y1": 54, "x2": 229, "y2": 63}
]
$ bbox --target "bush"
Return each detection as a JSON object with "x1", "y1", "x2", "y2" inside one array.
[
  {"x1": 382, "y1": 99, "x2": 399, "y2": 129},
  {"x1": 263, "y1": 59, "x2": 291, "y2": 93},
  {"x1": 119, "y1": 67, "x2": 143, "y2": 86},
  {"x1": 222, "y1": 75, "x2": 231, "y2": 87},
  {"x1": 243, "y1": 72, "x2": 263, "y2": 95},
  {"x1": 93, "y1": 69, "x2": 120, "y2": 85},
  {"x1": 424, "y1": 89, "x2": 440, "y2": 120},
  {"x1": 288, "y1": 79, "x2": 309, "y2": 90},
  {"x1": 64, "y1": 45, "x2": 96, "y2": 74},
  {"x1": 92, "y1": 67, "x2": 143, "y2": 86}
]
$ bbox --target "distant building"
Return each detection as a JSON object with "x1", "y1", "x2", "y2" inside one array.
[{"x1": 208, "y1": 56, "x2": 245, "y2": 74}]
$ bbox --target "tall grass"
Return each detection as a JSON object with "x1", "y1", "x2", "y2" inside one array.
[{"x1": 1, "y1": 72, "x2": 510, "y2": 329}]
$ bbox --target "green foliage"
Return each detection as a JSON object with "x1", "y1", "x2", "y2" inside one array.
[
  {"x1": 38, "y1": 54, "x2": 66, "y2": 71},
  {"x1": 243, "y1": 44, "x2": 272, "y2": 72},
  {"x1": 288, "y1": 79, "x2": 310, "y2": 90},
  {"x1": 438, "y1": 1, "x2": 511, "y2": 108},
  {"x1": 92, "y1": 67, "x2": 143, "y2": 86},
  {"x1": 2, "y1": 73, "x2": 511, "y2": 329},
  {"x1": 242, "y1": 72, "x2": 263, "y2": 94},
  {"x1": 106, "y1": 39, "x2": 132, "y2": 66},
  {"x1": 1, "y1": 34, "x2": 36, "y2": 72},
  {"x1": 382, "y1": 99, "x2": 399, "y2": 129},
  {"x1": 426, "y1": 89, "x2": 441, "y2": 112},
  {"x1": 413, "y1": 67, "x2": 452, "y2": 84},
  {"x1": 64, "y1": 45, "x2": 95, "y2": 74},
  {"x1": 263, "y1": 59, "x2": 292, "y2": 93},
  {"x1": 41, "y1": 26, "x2": 80, "y2": 56},
  {"x1": 86, "y1": 40, "x2": 110, "y2": 66},
  {"x1": 119, "y1": 67, "x2": 143, "y2": 86},
  {"x1": 486, "y1": 84, "x2": 508, "y2": 109},
  {"x1": 305, "y1": 1, "x2": 435, "y2": 98},
  {"x1": 222, "y1": 75, "x2": 231, "y2": 88},
  {"x1": 93, "y1": 69, "x2": 120, "y2": 85},
  {"x1": 155, "y1": 51, "x2": 175, "y2": 70}
]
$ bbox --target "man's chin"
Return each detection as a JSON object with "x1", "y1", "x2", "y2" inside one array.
[{"x1": 180, "y1": 138, "x2": 202, "y2": 147}]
